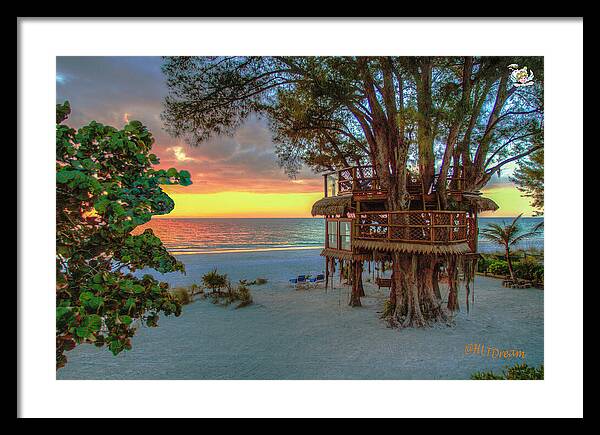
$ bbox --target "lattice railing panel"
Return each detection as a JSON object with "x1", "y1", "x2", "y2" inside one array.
[{"x1": 355, "y1": 211, "x2": 471, "y2": 245}]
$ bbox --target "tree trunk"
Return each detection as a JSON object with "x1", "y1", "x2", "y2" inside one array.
[
  {"x1": 389, "y1": 268, "x2": 397, "y2": 306},
  {"x1": 447, "y1": 255, "x2": 460, "y2": 312},
  {"x1": 349, "y1": 260, "x2": 363, "y2": 307},
  {"x1": 325, "y1": 257, "x2": 329, "y2": 291},
  {"x1": 432, "y1": 260, "x2": 442, "y2": 300},
  {"x1": 506, "y1": 247, "x2": 516, "y2": 282},
  {"x1": 358, "y1": 261, "x2": 365, "y2": 297},
  {"x1": 392, "y1": 253, "x2": 448, "y2": 327}
]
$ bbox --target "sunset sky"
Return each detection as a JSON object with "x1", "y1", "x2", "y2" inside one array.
[{"x1": 56, "y1": 56, "x2": 536, "y2": 218}]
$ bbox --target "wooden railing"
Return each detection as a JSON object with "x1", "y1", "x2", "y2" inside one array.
[
  {"x1": 324, "y1": 165, "x2": 383, "y2": 197},
  {"x1": 354, "y1": 210, "x2": 475, "y2": 245},
  {"x1": 323, "y1": 165, "x2": 466, "y2": 198}
]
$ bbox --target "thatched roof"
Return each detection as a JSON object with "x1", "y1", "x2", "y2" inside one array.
[
  {"x1": 462, "y1": 194, "x2": 500, "y2": 212},
  {"x1": 320, "y1": 248, "x2": 372, "y2": 261},
  {"x1": 311, "y1": 196, "x2": 352, "y2": 216},
  {"x1": 353, "y1": 239, "x2": 472, "y2": 255}
]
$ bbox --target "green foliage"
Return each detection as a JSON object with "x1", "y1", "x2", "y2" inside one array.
[
  {"x1": 470, "y1": 370, "x2": 505, "y2": 380},
  {"x1": 471, "y1": 363, "x2": 544, "y2": 380},
  {"x1": 56, "y1": 100, "x2": 71, "y2": 124},
  {"x1": 513, "y1": 257, "x2": 544, "y2": 282},
  {"x1": 487, "y1": 260, "x2": 510, "y2": 276},
  {"x1": 479, "y1": 254, "x2": 543, "y2": 282},
  {"x1": 161, "y1": 56, "x2": 543, "y2": 188},
  {"x1": 170, "y1": 287, "x2": 192, "y2": 305},
  {"x1": 235, "y1": 281, "x2": 253, "y2": 308},
  {"x1": 201, "y1": 269, "x2": 228, "y2": 293},
  {"x1": 205, "y1": 278, "x2": 254, "y2": 309},
  {"x1": 380, "y1": 300, "x2": 396, "y2": 319},
  {"x1": 477, "y1": 256, "x2": 492, "y2": 273},
  {"x1": 480, "y1": 215, "x2": 543, "y2": 281},
  {"x1": 56, "y1": 102, "x2": 192, "y2": 370},
  {"x1": 504, "y1": 363, "x2": 544, "y2": 379},
  {"x1": 480, "y1": 215, "x2": 543, "y2": 251},
  {"x1": 512, "y1": 148, "x2": 544, "y2": 216}
]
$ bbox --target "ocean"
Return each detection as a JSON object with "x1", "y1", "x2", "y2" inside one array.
[{"x1": 136, "y1": 216, "x2": 544, "y2": 255}]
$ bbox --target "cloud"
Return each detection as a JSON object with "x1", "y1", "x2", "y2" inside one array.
[
  {"x1": 165, "y1": 146, "x2": 196, "y2": 162},
  {"x1": 56, "y1": 56, "x2": 523, "y2": 201},
  {"x1": 55, "y1": 56, "x2": 322, "y2": 196}
]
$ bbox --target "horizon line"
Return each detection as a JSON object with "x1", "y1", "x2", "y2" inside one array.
[{"x1": 153, "y1": 215, "x2": 543, "y2": 219}]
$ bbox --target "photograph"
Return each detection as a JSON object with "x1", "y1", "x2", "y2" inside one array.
[{"x1": 55, "y1": 55, "x2": 545, "y2": 381}]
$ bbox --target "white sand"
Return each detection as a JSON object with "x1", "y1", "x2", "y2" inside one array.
[{"x1": 57, "y1": 249, "x2": 543, "y2": 380}]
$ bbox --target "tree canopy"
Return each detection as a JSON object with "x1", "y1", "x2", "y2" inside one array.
[
  {"x1": 56, "y1": 102, "x2": 191, "y2": 369},
  {"x1": 512, "y1": 148, "x2": 544, "y2": 215},
  {"x1": 162, "y1": 56, "x2": 543, "y2": 209}
]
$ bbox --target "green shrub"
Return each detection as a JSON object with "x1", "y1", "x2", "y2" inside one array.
[
  {"x1": 170, "y1": 287, "x2": 192, "y2": 305},
  {"x1": 470, "y1": 371, "x2": 505, "y2": 380},
  {"x1": 236, "y1": 282, "x2": 253, "y2": 308},
  {"x1": 204, "y1": 279, "x2": 253, "y2": 309},
  {"x1": 471, "y1": 363, "x2": 544, "y2": 380},
  {"x1": 253, "y1": 278, "x2": 268, "y2": 286},
  {"x1": 505, "y1": 363, "x2": 544, "y2": 379},
  {"x1": 514, "y1": 258, "x2": 544, "y2": 282},
  {"x1": 380, "y1": 300, "x2": 396, "y2": 319},
  {"x1": 477, "y1": 255, "x2": 492, "y2": 273},
  {"x1": 202, "y1": 269, "x2": 228, "y2": 293},
  {"x1": 487, "y1": 259, "x2": 510, "y2": 276}
]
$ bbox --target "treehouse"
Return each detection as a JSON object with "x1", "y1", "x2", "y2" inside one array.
[{"x1": 311, "y1": 165, "x2": 499, "y2": 289}]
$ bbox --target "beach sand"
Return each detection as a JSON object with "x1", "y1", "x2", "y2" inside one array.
[{"x1": 57, "y1": 249, "x2": 544, "y2": 380}]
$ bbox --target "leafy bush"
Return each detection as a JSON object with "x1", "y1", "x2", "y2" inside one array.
[
  {"x1": 487, "y1": 260, "x2": 510, "y2": 276},
  {"x1": 236, "y1": 282, "x2": 253, "y2": 308},
  {"x1": 477, "y1": 255, "x2": 492, "y2": 273},
  {"x1": 208, "y1": 279, "x2": 254, "y2": 308},
  {"x1": 253, "y1": 278, "x2": 268, "y2": 286},
  {"x1": 170, "y1": 287, "x2": 192, "y2": 305},
  {"x1": 56, "y1": 102, "x2": 191, "y2": 369},
  {"x1": 513, "y1": 257, "x2": 544, "y2": 282},
  {"x1": 505, "y1": 363, "x2": 544, "y2": 379},
  {"x1": 202, "y1": 269, "x2": 228, "y2": 293},
  {"x1": 471, "y1": 363, "x2": 544, "y2": 380},
  {"x1": 478, "y1": 253, "x2": 543, "y2": 283},
  {"x1": 380, "y1": 300, "x2": 396, "y2": 319},
  {"x1": 470, "y1": 370, "x2": 505, "y2": 380}
]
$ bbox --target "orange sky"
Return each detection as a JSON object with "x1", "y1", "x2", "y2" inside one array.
[{"x1": 158, "y1": 184, "x2": 535, "y2": 219}]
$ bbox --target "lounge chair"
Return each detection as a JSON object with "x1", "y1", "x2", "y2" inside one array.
[
  {"x1": 290, "y1": 275, "x2": 309, "y2": 289},
  {"x1": 308, "y1": 273, "x2": 325, "y2": 287}
]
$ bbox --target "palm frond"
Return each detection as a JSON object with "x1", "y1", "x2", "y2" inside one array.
[{"x1": 510, "y1": 225, "x2": 544, "y2": 246}]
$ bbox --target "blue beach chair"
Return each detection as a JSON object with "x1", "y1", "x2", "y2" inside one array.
[
  {"x1": 308, "y1": 273, "x2": 325, "y2": 288},
  {"x1": 289, "y1": 275, "x2": 309, "y2": 289}
]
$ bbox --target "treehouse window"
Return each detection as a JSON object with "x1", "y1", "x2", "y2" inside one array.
[
  {"x1": 327, "y1": 221, "x2": 338, "y2": 249},
  {"x1": 340, "y1": 221, "x2": 351, "y2": 251}
]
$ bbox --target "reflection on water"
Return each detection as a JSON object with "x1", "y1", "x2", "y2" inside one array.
[
  {"x1": 134, "y1": 217, "x2": 543, "y2": 255},
  {"x1": 134, "y1": 218, "x2": 325, "y2": 254}
]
